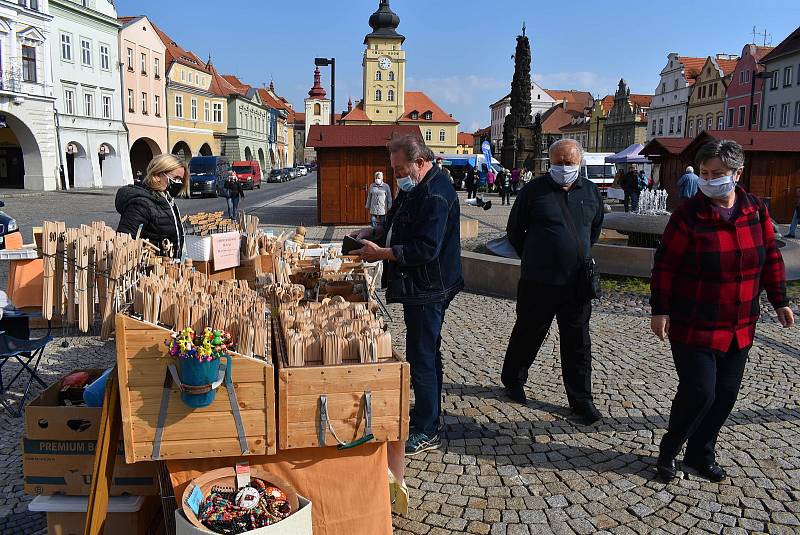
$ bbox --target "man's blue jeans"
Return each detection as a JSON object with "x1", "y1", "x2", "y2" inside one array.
[
  {"x1": 226, "y1": 196, "x2": 240, "y2": 220},
  {"x1": 403, "y1": 299, "x2": 451, "y2": 437}
]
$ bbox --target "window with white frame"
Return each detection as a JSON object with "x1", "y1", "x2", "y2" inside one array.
[
  {"x1": 651, "y1": 121, "x2": 656, "y2": 135},
  {"x1": 658, "y1": 118, "x2": 663, "y2": 134},
  {"x1": 727, "y1": 108, "x2": 734, "y2": 128},
  {"x1": 375, "y1": 89, "x2": 382, "y2": 101},
  {"x1": 425, "y1": 129, "x2": 432, "y2": 141},
  {"x1": 22, "y1": 45, "x2": 36, "y2": 82},
  {"x1": 180, "y1": 69, "x2": 185, "y2": 82},
  {"x1": 387, "y1": 90, "x2": 394, "y2": 102},
  {"x1": 784, "y1": 66, "x2": 793, "y2": 87},
  {"x1": 154, "y1": 57, "x2": 160, "y2": 79},
  {"x1": 688, "y1": 122, "x2": 693, "y2": 138},
  {"x1": 127, "y1": 89, "x2": 134, "y2": 112},
  {"x1": 677, "y1": 115, "x2": 682, "y2": 133},
  {"x1": 697, "y1": 118, "x2": 703, "y2": 133},
  {"x1": 61, "y1": 33, "x2": 72, "y2": 61},
  {"x1": 127, "y1": 48, "x2": 133, "y2": 70},
  {"x1": 770, "y1": 70, "x2": 779, "y2": 90},
  {"x1": 738, "y1": 106, "x2": 746, "y2": 127},
  {"x1": 424, "y1": 111, "x2": 432, "y2": 120},
  {"x1": 154, "y1": 95, "x2": 160, "y2": 116},
  {"x1": 102, "y1": 95, "x2": 111, "y2": 119},
  {"x1": 80, "y1": 38, "x2": 91, "y2": 66},
  {"x1": 191, "y1": 98, "x2": 197, "y2": 120},
  {"x1": 213, "y1": 102, "x2": 222, "y2": 122},
  {"x1": 84, "y1": 92, "x2": 93, "y2": 117},
  {"x1": 141, "y1": 92, "x2": 147, "y2": 114},
  {"x1": 669, "y1": 116, "x2": 675, "y2": 133},
  {"x1": 141, "y1": 52, "x2": 147, "y2": 75},
  {"x1": 204, "y1": 101, "x2": 210, "y2": 122},
  {"x1": 388, "y1": 71, "x2": 395, "y2": 81},
  {"x1": 100, "y1": 44, "x2": 109, "y2": 70},
  {"x1": 375, "y1": 71, "x2": 381, "y2": 81},
  {"x1": 767, "y1": 105, "x2": 776, "y2": 127},
  {"x1": 175, "y1": 95, "x2": 183, "y2": 118},
  {"x1": 780, "y1": 103, "x2": 790, "y2": 126},
  {"x1": 65, "y1": 88, "x2": 75, "y2": 115},
  {"x1": 795, "y1": 102, "x2": 800, "y2": 125},
  {"x1": 439, "y1": 129, "x2": 446, "y2": 142},
  {"x1": 717, "y1": 115, "x2": 724, "y2": 130}
]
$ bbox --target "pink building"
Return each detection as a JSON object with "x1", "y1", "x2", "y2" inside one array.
[
  {"x1": 118, "y1": 16, "x2": 168, "y2": 178},
  {"x1": 724, "y1": 44, "x2": 774, "y2": 131}
]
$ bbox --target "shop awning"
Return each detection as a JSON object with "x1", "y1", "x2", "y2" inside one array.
[{"x1": 605, "y1": 143, "x2": 650, "y2": 164}]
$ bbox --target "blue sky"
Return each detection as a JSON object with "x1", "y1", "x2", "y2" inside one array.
[{"x1": 117, "y1": 0, "x2": 800, "y2": 132}]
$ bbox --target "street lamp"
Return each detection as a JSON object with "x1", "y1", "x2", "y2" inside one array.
[
  {"x1": 748, "y1": 70, "x2": 771, "y2": 131},
  {"x1": 314, "y1": 57, "x2": 336, "y2": 126}
]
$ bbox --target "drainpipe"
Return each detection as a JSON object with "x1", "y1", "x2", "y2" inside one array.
[
  {"x1": 54, "y1": 109, "x2": 67, "y2": 190},
  {"x1": 118, "y1": 60, "x2": 131, "y2": 184}
]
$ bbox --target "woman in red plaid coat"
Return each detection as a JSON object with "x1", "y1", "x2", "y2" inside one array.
[{"x1": 650, "y1": 139, "x2": 795, "y2": 482}]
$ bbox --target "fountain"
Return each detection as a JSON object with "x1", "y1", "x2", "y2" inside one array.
[{"x1": 636, "y1": 189, "x2": 669, "y2": 215}]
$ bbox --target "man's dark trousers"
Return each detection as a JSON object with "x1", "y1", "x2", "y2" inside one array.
[
  {"x1": 502, "y1": 279, "x2": 593, "y2": 408},
  {"x1": 659, "y1": 342, "x2": 749, "y2": 465},
  {"x1": 624, "y1": 191, "x2": 639, "y2": 212},
  {"x1": 404, "y1": 299, "x2": 451, "y2": 437}
]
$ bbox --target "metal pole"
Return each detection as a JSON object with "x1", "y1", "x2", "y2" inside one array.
[
  {"x1": 330, "y1": 59, "x2": 336, "y2": 126},
  {"x1": 747, "y1": 70, "x2": 757, "y2": 131}
]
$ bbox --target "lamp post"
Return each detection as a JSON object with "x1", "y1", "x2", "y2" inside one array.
[
  {"x1": 314, "y1": 57, "x2": 336, "y2": 126},
  {"x1": 748, "y1": 70, "x2": 771, "y2": 131}
]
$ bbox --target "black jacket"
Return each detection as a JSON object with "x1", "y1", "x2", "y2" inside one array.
[
  {"x1": 378, "y1": 166, "x2": 464, "y2": 305},
  {"x1": 506, "y1": 173, "x2": 604, "y2": 285},
  {"x1": 115, "y1": 184, "x2": 185, "y2": 258}
]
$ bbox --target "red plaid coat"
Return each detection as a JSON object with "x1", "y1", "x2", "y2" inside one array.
[{"x1": 650, "y1": 187, "x2": 788, "y2": 352}]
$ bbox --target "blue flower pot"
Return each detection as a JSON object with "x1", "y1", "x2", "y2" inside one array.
[{"x1": 178, "y1": 357, "x2": 221, "y2": 408}]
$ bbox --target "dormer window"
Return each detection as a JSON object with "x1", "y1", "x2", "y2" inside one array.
[
  {"x1": 410, "y1": 111, "x2": 419, "y2": 120},
  {"x1": 423, "y1": 111, "x2": 432, "y2": 120}
]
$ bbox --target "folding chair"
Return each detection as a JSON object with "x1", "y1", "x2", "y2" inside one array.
[{"x1": 0, "y1": 320, "x2": 52, "y2": 417}]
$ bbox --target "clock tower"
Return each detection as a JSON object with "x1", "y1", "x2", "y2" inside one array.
[{"x1": 362, "y1": 0, "x2": 405, "y2": 123}]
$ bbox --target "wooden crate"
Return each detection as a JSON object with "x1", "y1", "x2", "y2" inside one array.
[
  {"x1": 116, "y1": 314, "x2": 276, "y2": 464},
  {"x1": 272, "y1": 320, "x2": 409, "y2": 450}
]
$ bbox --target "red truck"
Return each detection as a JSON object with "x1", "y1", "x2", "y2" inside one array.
[{"x1": 231, "y1": 160, "x2": 262, "y2": 190}]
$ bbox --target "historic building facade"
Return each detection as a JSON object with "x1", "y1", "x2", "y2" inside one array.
[
  {"x1": 587, "y1": 95, "x2": 613, "y2": 152},
  {"x1": 303, "y1": 67, "x2": 330, "y2": 163},
  {"x1": 647, "y1": 54, "x2": 704, "y2": 141},
  {"x1": 603, "y1": 79, "x2": 651, "y2": 153},
  {"x1": 0, "y1": 0, "x2": 59, "y2": 190},
  {"x1": 489, "y1": 83, "x2": 564, "y2": 153},
  {"x1": 685, "y1": 55, "x2": 739, "y2": 138},
  {"x1": 724, "y1": 44, "x2": 772, "y2": 131},
  {"x1": 118, "y1": 15, "x2": 167, "y2": 180},
  {"x1": 215, "y1": 73, "x2": 269, "y2": 173},
  {"x1": 51, "y1": 0, "x2": 131, "y2": 187},
  {"x1": 341, "y1": 0, "x2": 459, "y2": 154},
  {"x1": 760, "y1": 26, "x2": 800, "y2": 132}
]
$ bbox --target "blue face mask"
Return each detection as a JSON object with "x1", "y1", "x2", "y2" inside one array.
[
  {"x1": 549, "y1": 164, "x2": 580, "y2": 186},
  {"x1": 698, "y1": 174, "x2": 736, "y2": 199},
  {"x1": 397, "y1": 176, "x2": 415, "y2": 192}
]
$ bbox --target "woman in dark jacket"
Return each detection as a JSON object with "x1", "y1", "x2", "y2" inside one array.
[
  {"x1": 650, "y1": 140, "x2": 794, "y2": 482},
  {"x1": 115, "y1": 154, "x2": 188, "y2": 258}
]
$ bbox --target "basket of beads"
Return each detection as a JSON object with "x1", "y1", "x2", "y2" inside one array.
[{"x1": 180, "y1": 466, "x2": 307, "y2": 534}]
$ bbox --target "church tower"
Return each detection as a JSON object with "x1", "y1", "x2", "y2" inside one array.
[
  {"x1": 362, "y1": 0, "x2": 405, "y2": 123},
  {"x1": 304, "y1": 66, "x2": 331, "y2": 143}
]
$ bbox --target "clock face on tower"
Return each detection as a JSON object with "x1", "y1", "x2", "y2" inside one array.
[{"x1": 378, "y1": 56, "x2": 392, "y2": 70}]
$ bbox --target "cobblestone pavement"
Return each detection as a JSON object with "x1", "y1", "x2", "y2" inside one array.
[{"x1": 1, "y1": 291, "x2": 798, "y2": 534}]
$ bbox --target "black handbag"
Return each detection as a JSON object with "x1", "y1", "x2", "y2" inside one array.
[{"x1": 556, "y1": 192, "x2": 601, "y2": 301}]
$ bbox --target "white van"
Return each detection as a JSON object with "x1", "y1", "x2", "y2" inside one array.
[{"x1": 580, "y1": 153, "x2": 617, "y2": 194}]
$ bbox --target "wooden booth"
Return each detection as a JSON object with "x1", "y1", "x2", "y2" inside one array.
[
  {"x1": 642, "y1": 131, "x2": 800, "y2": 222},
  {"x1": 307, "y1": 125, "x2": 422, "y2": 225}
]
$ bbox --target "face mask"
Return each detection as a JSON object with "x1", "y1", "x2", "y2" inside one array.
[
  {"x1": 698, "y1": 174, "x2": 736, "y2": 199},
  {"x1": 550, "y1": 164, "x2": 580, "y2": 186},
  {"x1": 167, "y1": 179, "x2": 183, "y2": 197},
  {"x1": 375, "y1": 177, "x2": 383, "y2": 185},
  {"x1": 397, "y1": 176, "x2": 415, "y2": 192}
]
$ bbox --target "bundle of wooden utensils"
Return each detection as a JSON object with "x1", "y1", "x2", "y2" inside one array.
[
  {"x1": 132, "y1": 261, "x2": 270, "y2": 359},
  {"x1": 40, "y1": 221, "x2": 151, "y2": 337},
  {"x1": 185, "y1": 212, "x2": 238, "y2": 235},
  {"x1": 278, "y1": 298, "x2": 392, "y2": 367}
]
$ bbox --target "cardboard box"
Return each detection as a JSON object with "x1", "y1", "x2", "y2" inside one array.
[
  {"x1": 174, "y1": 496, "x2": 312, "y2": 534},
  {"x1": 192, "y1": 260, "x2": 237, "y2": 281},
  {"x1": 23, "y1": 370, "x2": 158, "y2": 496},
  {"x1": 29, "y1": 495, "x2": 163, "y2": 535}
]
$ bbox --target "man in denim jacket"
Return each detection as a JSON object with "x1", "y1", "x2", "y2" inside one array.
[{"x1": 353, "y1": 133, "x2": 464, "y2": 456}]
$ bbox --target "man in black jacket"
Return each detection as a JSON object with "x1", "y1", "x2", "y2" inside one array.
[
  {"x1": 352, "y1": 134, "x2": 463, "y2": 456},
  {"x1": 501, "y1": 139, "x2": 604, "y2": 424}
]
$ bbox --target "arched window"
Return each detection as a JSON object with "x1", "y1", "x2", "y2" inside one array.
[
  {"x1": 375, "y1": 89, "x2": 382, "y2": 101},
  {"x1": 313, "y1": 103, "x2": 321, "y2": 115},
  {"x1": 387, "y1": 90, "x2": 394, "y2": 102},
  {"x1": 425, "y1": 129, "x2": 432, "y2": 141},
  {"x1": 439, "y1": 129, "x2": 446, "y2": 142},
  {"x1": 388, "y1": 71, "x2": 395, "y2": 81},
  {"x1": 375, "y1": 71, "x2": 382, "y2": 81}
]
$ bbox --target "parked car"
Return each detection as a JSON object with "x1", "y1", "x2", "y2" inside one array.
[
  {"x1": 189, "y1": 156, "x2": 229, "y2": 198},
  {"x1": 267, "y1": 169, "x2": 285, "y2": 183},
  {"x1": 284, "y1": 167, "x2": 296, "y2": 180},
  {"x1": 297, "y1": 165, "x2": 308, "y2": 176},
  {"x1": 0, "y1": 201, "x2": 19, "y2": 250},
  {"x1": 231, "y1": 160, "x2": 262, "y2": 190}
]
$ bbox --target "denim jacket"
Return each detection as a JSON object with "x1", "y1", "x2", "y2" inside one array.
[{"x1": 379, "y1": 165, "x2": 464, "y2": 305}]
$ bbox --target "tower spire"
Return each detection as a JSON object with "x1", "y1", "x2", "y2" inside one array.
[{"x1": 308, "y1": 66, "x2": 327, "y2": 99}]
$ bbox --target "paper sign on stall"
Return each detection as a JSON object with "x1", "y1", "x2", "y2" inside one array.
[{"x1": 211, "y1": 231, "x2": 241, "y2": 270}]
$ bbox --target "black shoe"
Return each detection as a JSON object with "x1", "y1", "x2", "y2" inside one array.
[
  {"x1": 683, "y1": 460, "x2": 727, "y2": 482},
  {"x1": 503, "y1": 381, "x2": 527, "y2": 405},
  {"x1": 572, "y1": 403, "x2": 602, "y2": 424},
  {"x1": 656, "y1": 456, "x2": 678, "y2": 481},
  {"x1": 787, "y1": 234, "x2": 796, "y2": 238}
]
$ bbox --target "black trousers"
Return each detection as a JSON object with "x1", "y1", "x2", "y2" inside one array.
[
  {"x1": 500, "y1": 187, "x2": 511, "y2": 205},
  {"x1": 659, "y1": 342, "x2": 749, "y2": 465},
  {"x1": 467, "y1": 186, "x2": 477, "y2": 199},
  {"x1": 501, "y1": 279, "x2": 593, "y2": 407}
]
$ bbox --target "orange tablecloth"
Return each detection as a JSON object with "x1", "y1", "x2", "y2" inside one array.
[
  {"x1": 167, "y1": 443, "x2": 393, "y2": 535},
  {"x1": 4, "y1": 231, "x2": 43, "y2": 308}
]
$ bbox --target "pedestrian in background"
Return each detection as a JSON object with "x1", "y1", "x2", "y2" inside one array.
[
  {"x1": 465, "y1": 164, "x2": 477, "y2": 200},
  {"x1": 436, "y1": 158, "x2": 453, "y2": 185},
  {"x1": 499, "y1": 168, "x2": 512, "y2": 205},
  {"x1": 502, "y1": 139, "x2": 604, "y2": 425},
  {"x1": 638, "y1": 169, "x2": 650, "y2": 191},
  {"x1": 511, "y1": 167, "x2": 521, "y2": 195},
  {"x1": 487, "y1": 167, "x2": 496, "y2": 193},
  {"x1": 366, "y1": 171, "x2": 392, "y2": 228},
  {"x1": 351, "y1": 134, "x2": 463, "y2": 456},
  {"x1": 651, "y1": 139, "x2": 794, "y2": 483},
  {"x1": 677, "y1": 166, "x2": 699, "y2": 201},
  {"x1": 785, "y1": 186, "x2": 799, "y2": 238},
  {"x1": 220, "y1": 169, "x2": 244, "y2": 220},
  {"x1": 622, "y1": 166, "x2": 640, "y2": 212}
]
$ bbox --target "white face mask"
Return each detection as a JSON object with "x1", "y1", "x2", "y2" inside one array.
[
  {"x1": 375, "y1": 177, "x2": 383, "y2": 185},
  {"x1": 550, "y1": 164, "x2": 580, "y2": 186},
  {"x1": 397, "y1": 176, "x2": 414, "y2": 192},
  {"x1": 698, "y1": 174, "x2": 736, "y2": 199}
]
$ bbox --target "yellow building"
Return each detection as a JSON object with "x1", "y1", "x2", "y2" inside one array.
[
  {"x1": 686, "y1": 55, "x2": 739, "y2": 138},
  {"x1": 154, "y1": 25, "x2": 226, "y2": 159},
  {"x1": 587, "y1": 95, "x2": 613, "y2": 152},
  {"x1": 341, "y1": 0, "x2": 459, "y2": 154}
]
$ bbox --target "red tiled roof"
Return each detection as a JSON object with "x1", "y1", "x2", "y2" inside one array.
[
  {"x1": 544, "y1": 89, "x2": 593, "y2": 109},
  {"x1": 118, "y1": 16, "x2": 138, "y2": 25},
  {"x1": 641, "y1": 137, "x2": 693, "y2": 156},
  {"x1": 294, "y1": 112, "x2": 306, "y2": 125},
  {"x1": 598, "y1": 95, "x2": 615, "y2": 113},
  {"x1": 457, "y1": 132, "x2": 474, "y2": 146},
  {"x1": 541, "y1": 105, "x2": 584, "y2": 134},
  {"x1": 399, "y1": 92, "x2": 459, "y2": 124},
  {"x1": 697, "y1": 130, "x2": 800, "y2": 153},
  {"x1": 205, "y1": 62, "x2": 240, "y2": 97},
  {"x1": 629, "y1": 94, "x2": 653, "y2": 108},
  {"x1": 340, "y1": 100, "x2": 369, "y2": 121},
  {"x1": 307, "y1": 125, "x2": 422, "y2": 148},
  {"x1": 715, "y1": 58, "x2": 739, "y2": 76},
  {"x1": 151, "y1": 22, "x2": 206, "y2": 71},
  {"x1": 473, "y1": 127, "x2": 490, "y2": 136},
  {"x1": 678, "y1": 56, "x2": 706, "y2": 85},
  {"x1": 222, "y1": 75, "x2": 250, "y2": 96},
  {"x1": 753, "y1": 46, "x2": 775, "y2": 61}
]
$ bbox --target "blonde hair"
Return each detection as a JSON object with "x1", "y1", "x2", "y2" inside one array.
[
  {"x1": 144, "y1": 154, "x2": 189, "y2": 195},
  {"x1": 374, "y1": 171, "x2": 384, "y2": 180}
]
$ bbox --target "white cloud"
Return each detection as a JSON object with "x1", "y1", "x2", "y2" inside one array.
[
  {"x1": 406, "y1": 75, "x2": 507, "y2": 107},
  {"x1": 533, "y1": 71, "x2": 620, "y2": 97}
]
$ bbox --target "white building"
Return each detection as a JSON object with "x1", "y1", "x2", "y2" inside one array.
[
  {"x1": 489, "y1": 80, "x2": 557, "y2": 151},
  {"x1": 303, "y1": 66, "x2": 330, "y2": 162},
  {"x1": 646, "y1": 53, "x2": 705, "y2": 141},
  {"x1": 0, "y1": 0, "x2": 59, "y2": 190},
  {"x1": 50, "y1": 0, "x2": 131, "y2": 188}
]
